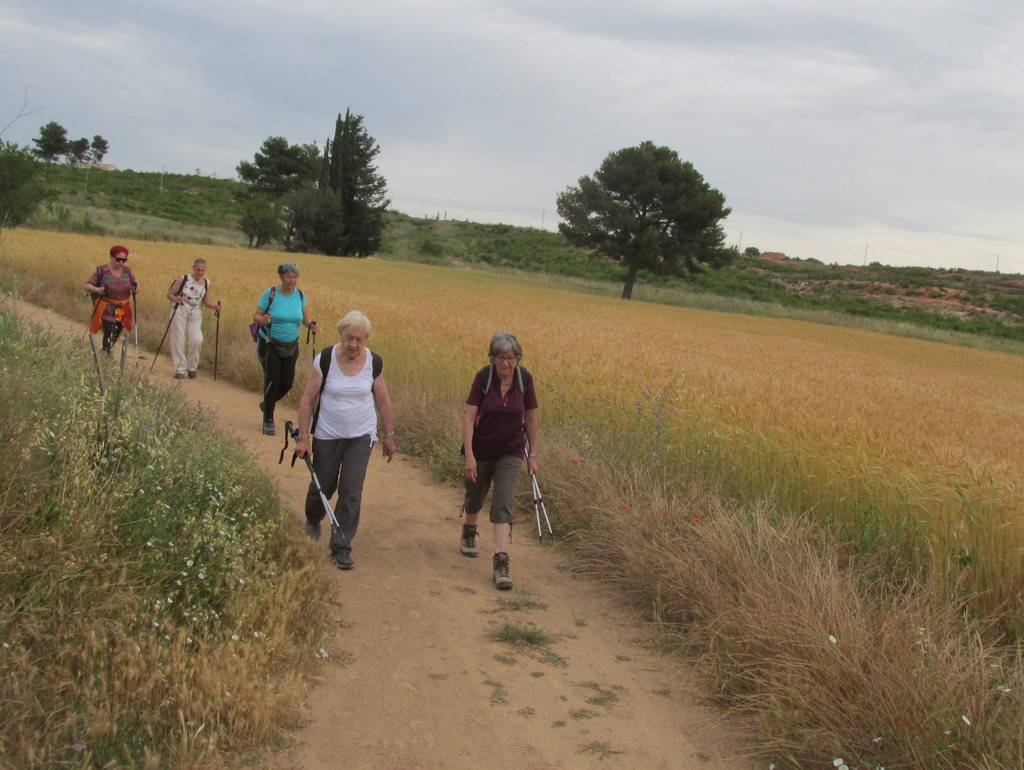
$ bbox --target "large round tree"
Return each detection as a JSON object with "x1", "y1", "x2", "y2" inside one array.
[{"x1": 557, "y1": 141, "x2": 732, "y2": 299}]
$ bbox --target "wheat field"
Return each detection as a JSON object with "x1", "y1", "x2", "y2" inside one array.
[{"x1": 5, "y1": 228, "x2": 1024, "y2": 608}]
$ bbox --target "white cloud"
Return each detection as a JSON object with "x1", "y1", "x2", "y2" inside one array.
[{"x1": 2, "y1": 0, "x2": 1022, "y2": 271}]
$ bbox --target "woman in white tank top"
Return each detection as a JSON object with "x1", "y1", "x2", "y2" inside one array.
[{"x1": 293, "y1": 311, "x2": 396, "y2": 570}]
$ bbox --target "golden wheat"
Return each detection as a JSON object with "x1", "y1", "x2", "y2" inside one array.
[{"x1": 5, "y1": 228, "x2": 1024, "y2": 598}]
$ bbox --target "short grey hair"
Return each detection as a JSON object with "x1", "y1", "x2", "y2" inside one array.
[
  {"x1": 277, "y1": 261, "x2": 299, "y2": 277},
  {"x1": 488, "y1": 330, "x2": 522, "y2": 360},
  {"x1": 192, "y1": 258, "x2": 207, "y2": 267},
  {"x1": 337, "y1": 310, "x2": 372, "y2": 340}
]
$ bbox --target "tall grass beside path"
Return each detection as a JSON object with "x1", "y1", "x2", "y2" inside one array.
[
  {"x1": 530, "y1": 398, "x2": 1024, "y2": 768},
  {"x1": 0, "y1": 307, "x2": 334, "y2": 768}
]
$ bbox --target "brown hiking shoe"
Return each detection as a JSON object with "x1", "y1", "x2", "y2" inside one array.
[
  {"x1": 493, "y1": 552, "x2": 512, "y2": 590},
  {"x1": 460, "y1": 524, "x2": 478, "y2": 557}
]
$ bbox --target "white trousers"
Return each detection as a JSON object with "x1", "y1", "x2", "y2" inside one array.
[{"x1": 169, "y1": 306, "x2": 203, "y2": 374}]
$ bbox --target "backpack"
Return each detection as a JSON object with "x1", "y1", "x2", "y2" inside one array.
[
  {"x1": 90, "y1": 264, "x2": 138, "y2": 295},
  {"x1": 310, "y1": 345, "x2": 383, "y2": 433},
  {"x1": 170, "y1": 274, "x2": 209, "y2": 301},
  {"x1": 249, "y1": 285, "x2": 305, "y2": 341},
  {"x1": 479, "y1": 363, "x2": 527, "y2": 396}
]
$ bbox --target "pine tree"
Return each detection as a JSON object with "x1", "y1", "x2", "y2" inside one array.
[
  {"x1": 32, "y1": 121, "x2": 68, "y2": 166},
  {"x1": 318, "y1": 109, "x2": 390, "y2": 257}
]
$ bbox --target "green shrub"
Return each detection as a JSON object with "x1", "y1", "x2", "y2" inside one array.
[{"x1": 0, "y1": 308, "x2": 333, "y2": 769}]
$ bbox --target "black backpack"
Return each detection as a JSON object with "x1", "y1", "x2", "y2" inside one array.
[
  {"x1": 310, "y1": 345, "x2": 383, "y2": 433},
  {"x1": 170, "y1": 274, "x2": 209, "y2": 300}
]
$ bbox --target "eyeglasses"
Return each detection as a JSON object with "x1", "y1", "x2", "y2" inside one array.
[
  {"x1": 493, "y1": 355, "x2": 517, "y2": 363},
  {"x1": 113, "y1": 256, "x2": 128, "y2": 263}
]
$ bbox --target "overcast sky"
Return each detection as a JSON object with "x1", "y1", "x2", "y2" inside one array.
[{"x1": 3, "y1": 0, "x2": 1022, "y2": 272}]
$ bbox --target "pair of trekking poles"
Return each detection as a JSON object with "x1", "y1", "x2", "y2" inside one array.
[
  {"x1": 526, "y1": 442, "x2": 555, "y2": 544},
  {"x1": 87, "y1": 292, "x2": 141, "y2": 385},
  {"x1": 277, "y1": 423, "x2": 554, "y2": 544},
  {"x1": 86, "y1": 293, "x2": 141, "y2": 447}
]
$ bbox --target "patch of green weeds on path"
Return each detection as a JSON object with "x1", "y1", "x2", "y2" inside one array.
[
  {"x1": 493, "y1": 590, "x2": 548, "y2": 612},
  {"x1": 483, "y1": 678, "x2": 509, "y2": 705},
  {"x1": 577, "y1": 741, "x2": 624, "y2": 759}
]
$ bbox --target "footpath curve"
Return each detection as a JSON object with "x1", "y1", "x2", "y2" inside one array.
[{"x1": 19, "y1": 300, "x2": 757, "y2": 770}]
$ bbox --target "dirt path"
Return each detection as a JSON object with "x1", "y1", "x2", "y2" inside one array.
[{"x1": 18, "y1": 300, "x2": 757, "y2": 770}]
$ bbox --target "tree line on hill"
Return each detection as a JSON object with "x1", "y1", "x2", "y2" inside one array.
[
  {"x1": 3, "y1": 101, "x2": 736, "y2": 299},
  {"x1": 236, "y1": 116, "x2": 734, "y2": 297},
  {"x1": 31, "y1": 121, "x2": 109, "y2": 166}
]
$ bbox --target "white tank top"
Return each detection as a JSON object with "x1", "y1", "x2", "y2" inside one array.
[{"x1": 313, "y1": 347, "x2": 377, "y2": 440}]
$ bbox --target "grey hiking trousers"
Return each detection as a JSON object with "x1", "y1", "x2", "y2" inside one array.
[{"x1": 306, "y1": 434, "x2": 374, "y2": 555}]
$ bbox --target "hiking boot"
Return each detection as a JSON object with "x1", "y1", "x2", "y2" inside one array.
[
  {"x1": 493, "y1": 552, "x2": 512, "y2": 590},
  {"x1": 304, "y1": 519, "x2": 321, "y2": 541},
  {"x1": 262, "y1": 420, "x2": 276, "y2": 436},
  {"x1": 333, "y1": 550, "x2": 354, "y2": 570},
  {"x1": 187, "y1": 370, "x2": 197, "y2": 379},
  {"x1": 460, "y1": 524, "x2": 478, "y2": 557},
  {"x1": 173, "y1": 372, "x2": 184, "y2": 379}
]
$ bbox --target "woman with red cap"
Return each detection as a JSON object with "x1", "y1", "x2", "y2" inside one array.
[{"x1": 84, "y1": 245, "x2": 139, "y2": 356}]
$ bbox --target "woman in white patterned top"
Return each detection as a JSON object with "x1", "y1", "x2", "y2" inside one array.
[{"x1": 165, "y1": 258, "x2": 222, "y2": 379}]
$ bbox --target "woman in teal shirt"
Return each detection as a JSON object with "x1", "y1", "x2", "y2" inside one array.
[{"x1": 251, "y1": 262, "x2": 318, "y2": 435}]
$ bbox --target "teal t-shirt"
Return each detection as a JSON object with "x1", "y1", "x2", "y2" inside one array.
[{"x1": 258, "y1": 287, "x2": 306, "y2": 342}]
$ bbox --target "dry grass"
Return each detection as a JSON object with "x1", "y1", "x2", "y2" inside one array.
[{"x1": 0, "y1": 309, "x2": 335, "y2": 768}]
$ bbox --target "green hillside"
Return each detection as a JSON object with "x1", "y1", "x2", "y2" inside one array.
[{"x1": 31, "y1": 163, "x2": 1024, "y2": 346}]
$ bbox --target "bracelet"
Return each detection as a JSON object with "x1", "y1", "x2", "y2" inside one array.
[
  {"x1": 297, "y1": 433, "x2": 311, "y2": 440},
  {"x1": 385, "y1": 430, "x2": 395, "y2": 436}
]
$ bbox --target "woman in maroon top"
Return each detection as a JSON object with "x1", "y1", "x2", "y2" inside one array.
[
  {"x1": 460, "y1": 331, "x2": 539, "y2": 590},
  {"x1": 84, "y1": 245, "x2": 139, "y2": 355}
]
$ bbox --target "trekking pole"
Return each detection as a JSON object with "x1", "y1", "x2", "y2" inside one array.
[
  {"x1": 151, "y1": 303, "x2": 178, "y2": 371},
  {"x1": 118, "y1": 332, "x2": 128, "y2": 375},
  {"x1": 213, "y1": 301, "x2": 221, "y2": 381},
  {"x1": 525, "y1": 443, "x2": 554, "y2": 543},
  {"x1": 260, "y1": 323, "x2": 274, "y2": 406},
  {"x1": 87, "y1": 330, "x2": 112, "y2": 445},
  {"x1": 306, "y1": 323, "x2": 316, "y2": 364},
  {"x1": 132, "y1": 292, "x2": 140, "y2": 367},
  {"x1": 88, "y1": 331, "x2": 107, "y2": 396},
  {"x1": 279, "y1": 420, "x2": 339, "y2": 532}
]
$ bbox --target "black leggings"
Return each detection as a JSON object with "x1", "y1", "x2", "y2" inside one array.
[
  {"x1": 101, "y1": 319, "x2": 124, "y2": 353},
  {"x1": 257, "y1": 337, "x2": 298, "y2": 421}
]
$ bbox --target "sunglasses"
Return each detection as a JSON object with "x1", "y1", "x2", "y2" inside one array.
[{"x1": 113, "y1": 256, "x2": 128, "y2": 263}]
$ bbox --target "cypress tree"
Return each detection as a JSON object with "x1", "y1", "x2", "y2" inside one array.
[{"x1": 319, "y1": 109, "x2": 390, "y2": 257}]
